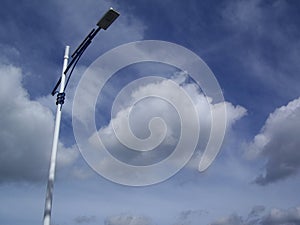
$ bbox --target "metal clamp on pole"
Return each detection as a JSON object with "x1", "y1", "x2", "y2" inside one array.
[{"x1": 56, "y1": 92, "x2": 65, "y2": 105}]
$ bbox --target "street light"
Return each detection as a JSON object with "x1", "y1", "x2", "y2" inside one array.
[
  {"x1": 97, "y1": 8, "x2": 120, "y2": 29},
  {"x1": 51, "y1": 8, "x2": 120, "y2": 96},
  {"x1": 43, "y1": 8, "x2": 119, "y2": 225}
]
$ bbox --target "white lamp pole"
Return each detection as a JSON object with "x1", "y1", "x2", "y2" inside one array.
[{"x1": 43, "y1": 46, "x2": 70, "y2": 225}]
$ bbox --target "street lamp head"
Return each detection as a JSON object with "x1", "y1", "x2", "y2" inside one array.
[{"x1": 97, "y1": 8, "x2": 120, "y2": 30}]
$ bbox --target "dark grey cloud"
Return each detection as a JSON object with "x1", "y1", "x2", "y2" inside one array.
[{"x1": 247, "y1": 97, "x2": 300, "y2": 185}]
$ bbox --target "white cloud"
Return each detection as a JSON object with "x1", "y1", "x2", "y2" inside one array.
[
  {"x1": 0, "y1": 64, "x2": 78, "y2": 182},
  {"x1": 247, "y1": 97, "x2": 300, "y2": 185}
]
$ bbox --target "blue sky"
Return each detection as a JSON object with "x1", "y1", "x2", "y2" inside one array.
[{"x1": 1, "y1": 0, "x2": 300, "y2": 225}]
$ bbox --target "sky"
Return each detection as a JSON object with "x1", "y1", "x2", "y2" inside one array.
[{"x1": 1, "y1": 0, "x2": 300, "y2": 224}]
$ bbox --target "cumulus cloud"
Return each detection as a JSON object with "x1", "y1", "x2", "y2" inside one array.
[
  {"x1": 104, "y1": 214, "x2": 153, "y2": 225},
  {"x1": 0, "y1": 64, "x2": 77, "y2": 182},
  {"x1": 247, "y1": 97, "x2": 300, "y2": 185}
]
